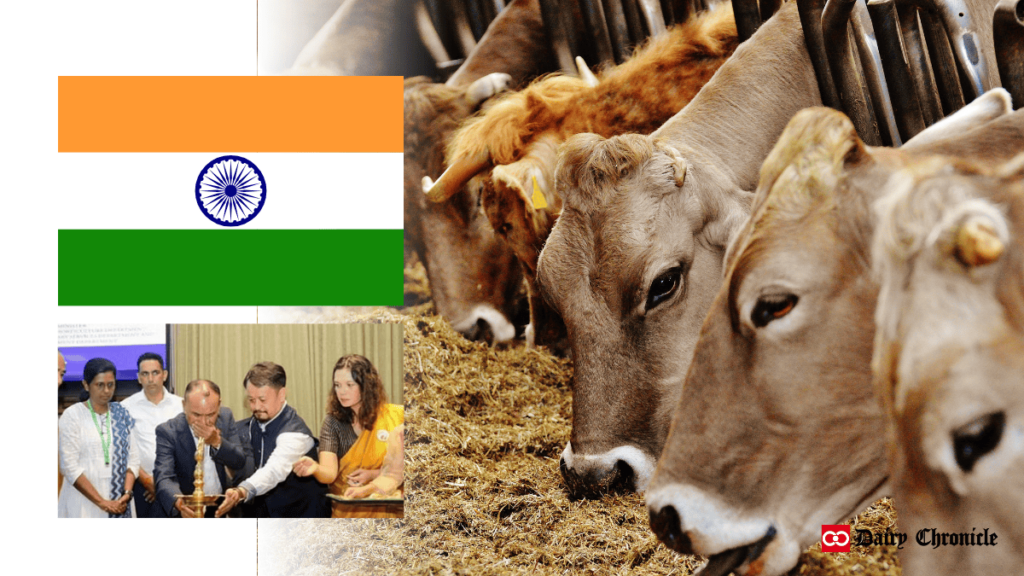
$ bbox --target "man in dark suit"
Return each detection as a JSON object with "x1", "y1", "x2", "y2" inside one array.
[{"x1": 154, "y1": 379, "x2": 253, "y2": 518}]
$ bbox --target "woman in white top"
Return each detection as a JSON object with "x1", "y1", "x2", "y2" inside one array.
[{"x1": 58, "y1": 358, "x2": 139, "y2": 518}]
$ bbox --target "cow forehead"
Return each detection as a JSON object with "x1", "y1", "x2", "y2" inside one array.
[{"x1": 549, "y1": 185, "x2": 701, "y2": 275}]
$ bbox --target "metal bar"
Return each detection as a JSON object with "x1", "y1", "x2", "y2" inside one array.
[
  {"x1": 659, "y1": 0, "x2": 675, "y2": 24},
  {"x1": 898, "y1": 6, "x2": 942, "y2": 125},
  {"x1": 797, "y1": 0, "x2": 842, "y2": 110},
  {"x1": 450, "y1": 0, "x2": 479, "y2": 56},
  {"x1": 464, "y1": 0, "x2": 488, "y2": 40},
  {"x1": 732, "y1": 0, "x2": 763, "y2": 42},
  {"x1": 538, "y1": 0, "x2": 578, "y2": 75},
  {"x1": 917, "y1": 8, "x2": 964, "y2": 115},
  {"x1": 822, "y1": 0, "x2": 882, "y2": 145},
  {"x1": 908, "y1": 0, "x2": 989, "y2": 100},
  {"x1": 637, "y1": 0, "x2": 668, "y2": 36},
  {"x1": 760, "y1": 0, "x2": 783, "y2": 21},
  {"x1": 579, "y1": 0, "x2": 616, "y2": 65},
  {"x1": 852, "y1": 2, "x2": 894, "y2": 145},
  {"x1": 621, "y1": 0, "x2": 648, "y2": 45},
  {"x1": 852, "y1": 0, "x2": 899, "y2": 146},
  {"x1": 994, "y1": 0, "x2": 1024, "y2": 109},
  {"x1": 480, "y1": 0, "x2": 498, "y2": 24},
  {"x1": 603, "y1": 0, "x2": 634, "y2": 62},
  {"x1": 867, "y1": 0, "x2": 926, "y2": 141},
  {"x1": 562, "y1": 0, "x2": 584, "y2": 58}
]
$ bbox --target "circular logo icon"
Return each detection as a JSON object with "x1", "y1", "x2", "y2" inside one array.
[
  {"x1": 195, "y1": 155, "x2": 266, "y2": 226},
  {"x1": 823, "y1": 530, "x2": 850, "y2": 547}
]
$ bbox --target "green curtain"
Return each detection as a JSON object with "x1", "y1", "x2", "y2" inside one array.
[{"x1": 169, "y1": 324, "x2": 403, "y2": 436}]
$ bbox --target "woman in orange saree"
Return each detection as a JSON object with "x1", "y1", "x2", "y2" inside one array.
[{"x1": 293, "y1": 354, "x2": 403, "y2": 518}]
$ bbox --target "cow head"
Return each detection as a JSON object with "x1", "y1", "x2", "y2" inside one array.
[
  {"x1": 424, "y1": 75, "x2": 598, "y2": 352},
  {"x1": 872, "y1": 156, "x2": 1024, "y2": 576},
  {"x1": 646, "y1": 104, "x2": 1024, "y2": 576},
  {"x1": 537, "y1": 131, "x2": 753, "y2": 498},
  {"x1": 404, "y1": 74, "x2": 526, "y2": 344},
  {"x1": 646, "y1": 109, "x2": 896, "y2": 576}
]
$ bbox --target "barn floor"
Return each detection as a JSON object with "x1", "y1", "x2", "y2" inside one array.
[{"x1": 255, "y1": 257, "x2": 903, "y2": 576}]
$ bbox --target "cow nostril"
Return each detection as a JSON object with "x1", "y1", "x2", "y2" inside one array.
[
  {"x1": 461, "y1": 317, "x2": 495, "y2": 345},
  {"x1": 649, "y1": 505, "x2": 693, "y2": 555},
  {"x1": 561, "y1": 457, "x2": 639, "y2": 500},
  {"x1": 613, "y1": 459, "x2": 635, "y2": 487}
]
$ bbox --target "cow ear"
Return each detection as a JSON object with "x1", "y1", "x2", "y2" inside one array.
[
  {"x1": 491, "y1": 136, "x2": 561, "y2": 213},
  {"x1": 753, "y1": 107, "x2": 866, "y2": 215},
  {"x1": 904, "y1": 88, "x2": 1012, "y2": 151}
]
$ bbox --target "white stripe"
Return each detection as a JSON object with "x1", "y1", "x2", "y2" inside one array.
[
  {"x1": 54, "y1": 153, "x2": 403, "y2": 230},
  {"x1": 57, "y1": 307, "x2": 259, "y2": 324},
  {"x1": 54, "y1": 0, "x2": 254, "y2": 75}
]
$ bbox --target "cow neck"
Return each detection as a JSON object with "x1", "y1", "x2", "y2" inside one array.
[
  {"x1": 445, "y1": 0, "x2": 550, "y2": 89},
  {"x1": 652, "y1": 2, "x2": 821, "y2": 192}
]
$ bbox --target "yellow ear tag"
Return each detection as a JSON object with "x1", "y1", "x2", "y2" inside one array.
[{"x1": 531, "y1": 175, "x2": 548, "y2": 209}]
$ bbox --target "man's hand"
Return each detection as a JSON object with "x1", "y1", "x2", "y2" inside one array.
[
  {"x1": 292, "y1": 456, "x2": 318, "y2": 477},
  {"x1": 192, "y1": 422, "x2": 221, "y2": 449},
  {"x1": 175, "y1": 497, "x2": 198, "y2": 518},
  {"x1": 139, "y1": 471, "x2": 157, "y2": 503},
  {"x1": 216, "y1": 487, "x2": 246, "y2": 518}
]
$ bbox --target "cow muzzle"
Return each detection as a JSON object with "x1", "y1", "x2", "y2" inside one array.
[
  {"x1": 646, "y1": 483, "x2": 798, "y2": 576},
  {"x1": 559, "y1": 442, "x2": 656, "y2": 499},
  {"x1": 650, "y1": 504, "x2": 776, "y2": 576},
  {"x1": 450, "y1": 304, "x2": 516, "y2": 344}
]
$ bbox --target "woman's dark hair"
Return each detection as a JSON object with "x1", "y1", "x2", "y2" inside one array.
[
  {"x1": 81, "y1": 358, "x2": 117, "y2": 401},
  {"x1": 327, "y1": 355, "x2": 387, "y2": 431},
  {"x1": 83, "y1": 358, "x2": 117, "y2": 385}
]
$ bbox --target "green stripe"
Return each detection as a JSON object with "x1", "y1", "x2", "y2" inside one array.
[{"x1": 59, "y1": 229, "x2": 404, "y2": 306}]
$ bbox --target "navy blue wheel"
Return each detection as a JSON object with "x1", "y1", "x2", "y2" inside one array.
[{"x1": 195, "y1": 155, "x2": 267, "y2": 226}]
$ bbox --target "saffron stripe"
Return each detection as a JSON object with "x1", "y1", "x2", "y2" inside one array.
[{"x1": 58, "y1": 76, "x2": 403, "y2": 153}]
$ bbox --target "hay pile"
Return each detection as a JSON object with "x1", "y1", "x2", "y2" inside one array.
[{"x1": 256, "y1": 262, "x2": 903, "y2": 576}]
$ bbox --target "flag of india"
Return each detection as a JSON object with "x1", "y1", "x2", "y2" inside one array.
[{"x1": 57, "y1": 76, "x2": 404, "y2": 306}]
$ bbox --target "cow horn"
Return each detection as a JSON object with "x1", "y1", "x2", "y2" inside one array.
[
  {"x1": 576, "y1": 56, "x2": 599, "y2": 87},
  {"x1": 655, "y1": 141, "x2": 688, "y2": 188},
  {"x1": 424, "y1": 149, "x2": 492, "y2": 203},
  {"x1": 955, "y1": 217, "x2": 1004, "y2": 267},
  {"x1": 466, "y1": 73, "x2": 512, "y2": 106}
]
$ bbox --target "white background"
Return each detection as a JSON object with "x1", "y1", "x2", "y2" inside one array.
[{"x1": 5, "y1": 0, "x2": 388, "y2": 572}]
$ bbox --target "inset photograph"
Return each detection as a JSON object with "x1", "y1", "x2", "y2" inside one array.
[{"x1": 57, "y1": 323, "x2": 404, "y2": 519}]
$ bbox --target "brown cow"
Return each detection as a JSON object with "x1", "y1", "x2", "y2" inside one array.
[
  {"x1": 645, "y1": 96, "x2": 1024, "y2": 576},
  {"x1": 872, "y1": 155, "x2": 1024, "y2": 576},
  {"x1": 426, "y1": 3, "x2": 738, "y2": 350},
  {"x1": 535, "y1": 3, "x2": 820, "y2": 498},
  {"x1": 404, "y1": 0, "x2": 568, "y2": 343}
]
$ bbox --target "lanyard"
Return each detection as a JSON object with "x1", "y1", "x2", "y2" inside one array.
[{"x1": 87, "y1": 400, "x2": 112, "y2": 466}]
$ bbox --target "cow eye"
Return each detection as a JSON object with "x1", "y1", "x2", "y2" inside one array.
[
  {"x1": 646, "y1": 268, "x2": 681, "y2": 310},
  {"x1": 751, "y1": 294, "x2": 798, "y2": 328},
  {"x1": 952, "y1": 412, "x2": 1004, "y2": 473},
  {"x1": 497, "y1": 222, "x2": 512, "y2": 237}
]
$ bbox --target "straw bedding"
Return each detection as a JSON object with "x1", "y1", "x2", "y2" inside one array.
[{"x1": 256, "y1": 258, "x2": 902, "y2": 576}]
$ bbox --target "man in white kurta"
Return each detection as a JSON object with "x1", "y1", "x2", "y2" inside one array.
[{"x1": 121, "y1": 353, "x2": 183, "y2": 517}]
